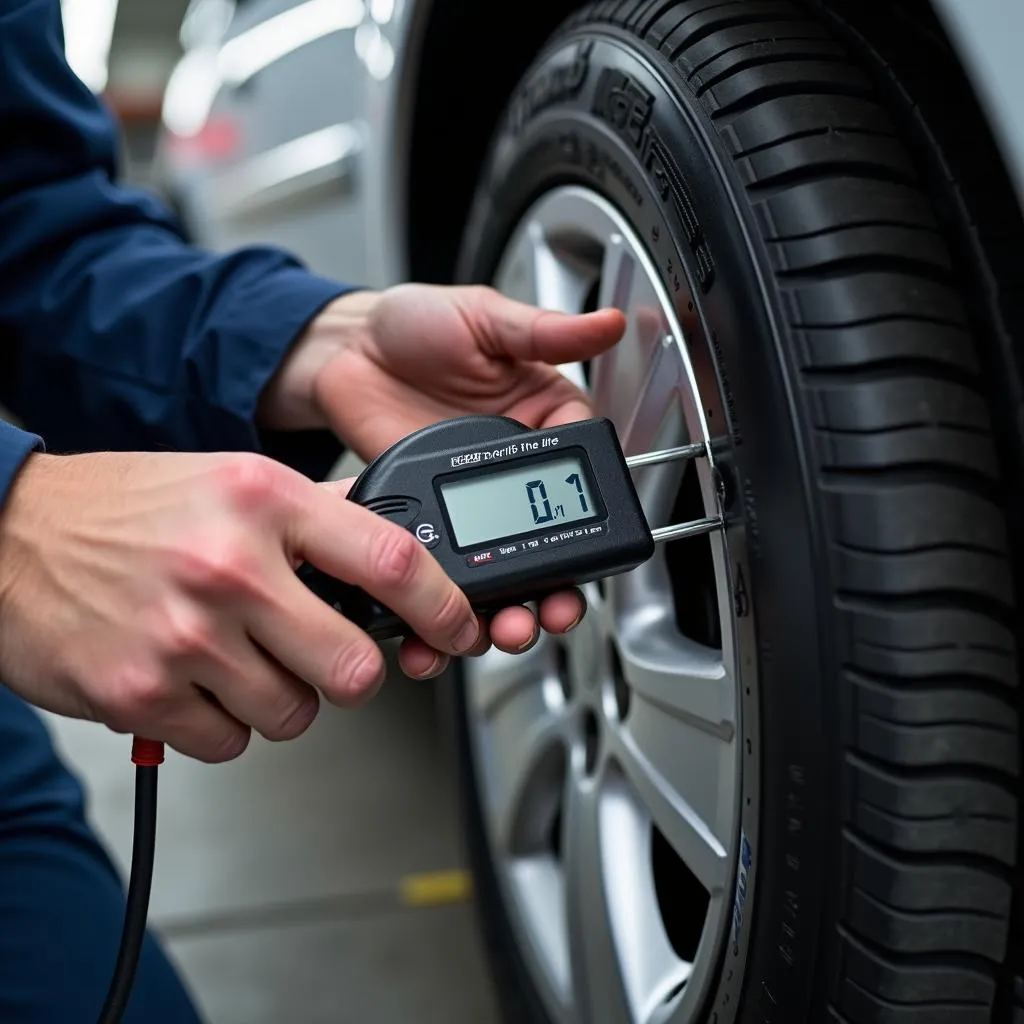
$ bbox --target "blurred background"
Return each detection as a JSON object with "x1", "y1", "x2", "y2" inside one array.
[
  {"x1": 46, "y1": 2, "x2": 499, "y2": 1021},
  {"x1": 60, "y1": 0, "x2": 180, "y2": 183}
]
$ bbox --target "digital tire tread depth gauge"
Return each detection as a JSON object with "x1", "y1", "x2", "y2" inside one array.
[
  {"x1": 95, "y1": 414, "x2": 725, "y2": 1024},
  {"x1": 298, "y1": 415, "x2": 724, "y2": 636}
]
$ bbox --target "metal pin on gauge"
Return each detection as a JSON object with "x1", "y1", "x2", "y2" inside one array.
[{"x1": 624, "y1": 440, "x2": 726, "y2": 545}]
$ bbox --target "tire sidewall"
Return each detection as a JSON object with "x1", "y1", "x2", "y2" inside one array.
[{"x1": 455, "y1": 27, "x2": 838, "y2": 1024}]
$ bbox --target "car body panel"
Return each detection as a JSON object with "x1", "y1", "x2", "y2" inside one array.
[
  {"x1": 153, "y1": 0, "x2": 1024, "y2": 288},
  {"x1": 930, "y1": 0, "x2": 1024, "y2": 208},
  {"x1": 156, "y1": 0, "x2": 394, "y2": 286}
]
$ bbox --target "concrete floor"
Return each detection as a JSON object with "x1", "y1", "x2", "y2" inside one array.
[{"x1": 45, "y1": 664, "x2": 501, "y2": 1024}]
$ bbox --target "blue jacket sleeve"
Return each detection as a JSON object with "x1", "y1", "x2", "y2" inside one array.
[
  {"x1": 0, "y1": 421, "x2": 43, "y2": 509},
  {"x1": 0, "y1": 0, "x2": 354, "y2": 508}
]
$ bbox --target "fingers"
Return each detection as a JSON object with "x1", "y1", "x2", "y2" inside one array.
[
  {"x1": 395, "y1": 590, "x2": 587, "y2": 678},
  {"x1": 538, "y1": 589, "x2": 586, "y2": 634},
  {"x1": 320, "y1": 476, "x2": 356, "y2": 498},
  {"x1": 465, "y1": 288, "x2": 625, "y2": 366},
  {"x1": 159, "y1": 693, "x2": 252, "y2": 764},
  {"x1": 397, "y1": 637, "x2": 450, "y2": 680},
  {"x1": 291, "y1": 488, "x2": 481, "y2": 657},
  {"x1": 489, "y1": 605, "x2": 539, "y2": 653},
  {"x1": 191, "y1": 636, "x2": 321, "y2": 743},
  {"x1": 541, "y1": 396, "x2": 594, "y2": 429},
  {"x1": 247, "y1": 565, "x2": 388, "y2": 707},
  {"x1": 397, "y1": 613, "x2": 489, "y2": 679},
  {"x1": 250, "y1": 483, "x2": 479, "y2": 702},
  {"x1": 489, "y1": 589, "x2": 586, "y2": 652}
]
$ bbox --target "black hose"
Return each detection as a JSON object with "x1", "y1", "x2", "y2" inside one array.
[{"x1": 96, "y1": 764, "x2": 158, "y2": 1024}]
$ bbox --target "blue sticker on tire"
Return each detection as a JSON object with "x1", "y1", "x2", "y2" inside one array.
[{"x1": 731, "y1": 830, "x2": 752, "y2": 954}]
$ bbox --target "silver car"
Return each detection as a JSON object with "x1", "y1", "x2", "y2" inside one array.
[{"x1": 155, "y1": 2, "x2": 1024, "y2": 1023}]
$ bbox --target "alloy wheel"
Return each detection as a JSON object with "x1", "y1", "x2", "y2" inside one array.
[{"x1": 463, "y1": 186, "x2": 749, "y2": 1024}]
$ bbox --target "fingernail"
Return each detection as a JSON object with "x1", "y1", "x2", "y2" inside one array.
[
  {"x1": 419, "y1": 654, "x2": 442, "y2": 679},
  {"x1": 517, "y1": 628, "x2": 539, "y2": 652},
  {"x1": 354, "y1": 654, "x2": 386, "y2": 695},
  {"x1": 563, "y1": 610, "x2": 584, "y2": 633},
  {"x1": 454, "y1": 619, "x2": 481, "y2": 654}
]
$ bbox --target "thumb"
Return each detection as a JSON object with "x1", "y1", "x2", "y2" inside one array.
[{"x1": 466, "y1": 288, "x2": 626, "y2": 366}]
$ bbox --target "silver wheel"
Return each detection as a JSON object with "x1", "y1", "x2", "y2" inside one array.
[{"x1": 464, "y1": 186, "x2": 750, "y2": 1024}]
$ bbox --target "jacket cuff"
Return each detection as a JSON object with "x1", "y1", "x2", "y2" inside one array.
[
  {"x1": 227, "y1": 268, "x2": 353, "y2": 481},
  {"x1": 0, "y1": 419, "x2": 44, "y2": 512}
]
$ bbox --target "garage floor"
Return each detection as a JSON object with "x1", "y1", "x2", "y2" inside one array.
[{"x1": 45, "y1": 661, "x2": 501, "y2": 1024}]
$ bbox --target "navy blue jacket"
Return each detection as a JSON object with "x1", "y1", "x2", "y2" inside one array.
[{"x1": 0, "y1": 0, "x2": 353, "y2": 503}]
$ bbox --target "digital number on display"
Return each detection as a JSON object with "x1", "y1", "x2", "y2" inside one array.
[{"x1": 439, "y1": 456, "x2": 599, "y2": 548}]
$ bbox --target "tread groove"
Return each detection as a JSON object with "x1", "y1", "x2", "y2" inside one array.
[
  {"x1": 707, "y1": 78, "x2": 874, "y2": 120},
  {"x1": 803, "y1": 360, "x2": 982, "y2": 387},
  {"x1": 792, "y1": 313, "x2": 967, "y2": 331},
  {"x1": 839, "y1": 921, "x2": 1002, "y2": 976},
  {"x1": 843, "y1": 828, "x2": 1013, "y2": 880},
  {"x1": 816, "y1": 424, "x2": 990, "y2": 442},
  {"x1": 746, "y1": 162, "x2": 918, "y2": 197},
  {"x1": 820, "y1": 464, "x2": 1000, "y2": 497},
  {"x1": 836, "y1": 589, "x2": 1014, "y2": 626},
  {"x1": 769, "y1": 219, "x2": 941, "y2": 244},
  {"x1": 777, "y1": 256, "x2": 952, "y2": 286},
  {"x1": 844, "y1": 663, "x2": 1016, "y2": 700},
  {"x1": 849, "y1": 640, "x2": 1016, "y2": 664},
  {"x1": 685, "y1": 32, "x2": 832, "y2": 81},
  {"x1": 848, "y1": 749, "x2": 1018, "y2": 791},
  {"x1": 736, "y1": 124, "x2": 897, "y2": 159},
  {"x1": 665, "y1": 9, "x2": 800, "y2": 64},
  {"x1": 636, "y1": 0, "x2": 684, "y2": 34},
  {"x1": 842, "y1": 973, "x2": 989, "y2": 1012},
  {"x1": 853, "y1": 886, "x2": 1006, "y2": 921},
  {"x1": 693, "y1": 49, "x2": 851, "y2": 97},
  {"x1": 844, "y1": 827, "x2": 1014, "y2": 880},
  {"x1": 860, "y1": 709, "x2": 1015, "y2": 739},
  {"x1": 836, "y1": 538, "x2": 1009, "y2": 560}
]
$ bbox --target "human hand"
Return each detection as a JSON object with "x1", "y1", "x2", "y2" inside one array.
[
  {"x1": 0, "y1": 451, "x2": 488, "y2": 762},
  {"x1": 259, "y1": 283, "x2": 626, "y2": 653},
  {"x1": 309, "y1": 284, "x2": 625, "y2": 457}
]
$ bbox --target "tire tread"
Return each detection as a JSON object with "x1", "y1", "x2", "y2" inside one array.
[{"x1": 562, "y1": 2, "x2": 1021, "y2": 1021}]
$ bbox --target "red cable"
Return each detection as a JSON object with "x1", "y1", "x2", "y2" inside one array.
[{"x1": 131, "y1": 736, "x2": 165, "y2": 767}]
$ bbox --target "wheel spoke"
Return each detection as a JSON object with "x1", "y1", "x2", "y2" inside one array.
[
  {"x1": 600, "y1": 772, "x2": 693, "y2": 1022},
  {"x1": 495, "y1": 219, "x2": 594, "y2": 313},
  {"x1": 620, "y1": 334, "x2": 685, "y2": 458},
  {"x1": 591, "y1": 236, "x2": 652, "y2": 435},
  {"x1": 470, "y1": 647, "x2": 568, "y2": 856},
  {"x1": 507, "y1": 857, "x2": 571, "y2": 1004},
  {"x1": 562, "y1": 766, "x2": 633, "y2": 1023},
  {"x1": 608, "y1": 697, "x2": 731, "y2": 895},
  {"x1": 617, "y1": 620, "x2": 734, "y2": 738}
]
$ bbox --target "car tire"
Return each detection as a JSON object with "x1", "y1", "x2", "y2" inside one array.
[{"x1": 449, "y1": 2, "x2": 1023, "y2": 1022}]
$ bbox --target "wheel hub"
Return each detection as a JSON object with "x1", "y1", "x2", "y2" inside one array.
[{"x1": 464, "y1": 186, "x2": 745, "y2": 1024}]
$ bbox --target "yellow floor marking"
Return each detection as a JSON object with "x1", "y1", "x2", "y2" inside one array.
[{"x1": 399, "y1": 869, "x2": 474, "y2": 907}]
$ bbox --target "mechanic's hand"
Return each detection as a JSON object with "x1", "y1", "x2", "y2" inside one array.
[
  {"x1": 0, "y1": 450, "x2": 489, "y2": 762},
  {"x1": 259, "y1": 283, "x2": 626, "y2": 660},
  {"x1": 311, "y1": 284, "x2": 625, "y2": 455}
]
